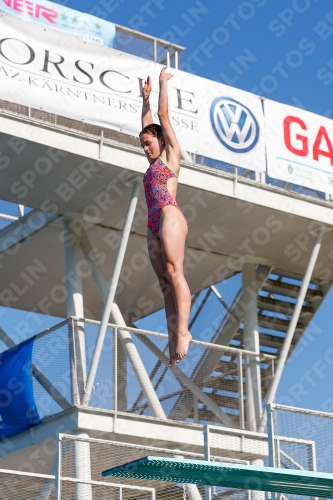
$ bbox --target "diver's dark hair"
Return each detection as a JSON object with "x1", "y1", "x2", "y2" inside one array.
[{"x1": 139, "y1": 123, "x2": 163, "y2": 139}]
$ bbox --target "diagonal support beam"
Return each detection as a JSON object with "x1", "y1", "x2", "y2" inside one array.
[
  {"x1": 169, "y1": 265, "x2": 273, "y2": 422},
  {"x1": 82, "y1": 178, "x2": 141, "y2": 406},
  {"x1": 0, "y1": 328, "x2": 71, "y2": 411},
  {"x1": 31, "y1": 366, "x2": 71, "y2": 411},
  {"x1": 258, "y1": 229, "x2": 325, "y2": 432},
  {"x1": 136, "y1": 333, "x2": 237, "y2": 428},
  {"x1": 79, "y1": 223, "x2": 166, "y2": 419},
  {"x1": 0, "y1": 210, "x2": 58, "y2": 253}
]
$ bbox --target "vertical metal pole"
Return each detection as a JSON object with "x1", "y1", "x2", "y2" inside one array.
[
  {"x1": 82, "y1": 179, "x2": 140, "y2": 406},
  {"x1": 74, "y1": 433, "x2": 92, "y2": 500},
  {"x1": 63, "y1": 218, "x2": 86, "y2": 404},
  {"x1": 18, "y1": 205, "x2": 24, "y2": 218},
  {"x1": 233, "y1": 166, "x2": 238, "y2": 196},
  {"x1": 242, "y1": 263, "x2": 262, "y2": 432},
  {"x1": 38, "y1": 463, "x2": 57, "y2": 500},
  {"x1": 204, "y1": 425, "x2": 211, "y2": 500},
  {"x1": 175, "y1": 451, "x2": 203, "y2": 500},
  {"x1": 310, "y1": 442, "x2": 317, "y2": 472},
  {"x1": 258, "y1": 229, "x2": 325, "y2": 432},
  {"x1": 166, "y1": 49, "x2": 170, "y2": 67},
  {"x1": 69, "y1": 318, "x2": 80, "y2": 406},
  {"x1": 153, "y1": 39, "x2": 157, "y2": 63},
  {"x1": 266, "y1": 404, "x2": 276, "y2": 500},
  {"x1": 186, "y1": 484, "x2": 203, "y2": 500},
  {"x1": 193, "y1": 394, "x2": 199, "y2": 424},
  {"x1": 54, "y1": 434, "x2": 62, "y2": 500},
  {"x1": 114, "y1": 327, "x2": 118, "y2": 413},
  {"x1": 238, "y1": 352, "x2": 245, "y2": 429},
  {"x1": 276, "y1": 438, "x2": 281, "y2": 470},
  {"x1": 63, "y1": 220, "x2": 91, "y2": 500},
  {"x1": 117, "y1": 338, "x2": 127, "y2": 411},
  {"x1": 266, "y1": 404, "x2": 276, "y2": 467},
  {"x1": 98, "y1": 130, "x2": 104, "y2": 159},
  {"x1": 63, "y1": 218, "x2": 84, "y2": 319},
  {"x1": 175, "y1": 50, "x2": 179, "y2": 69}
]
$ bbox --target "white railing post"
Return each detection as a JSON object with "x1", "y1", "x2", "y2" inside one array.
[
  {"x1": 267, "y1": 404, "x2": 276, "y2": 468},
  {"x1": 153, "y1": 39, "x2": 157, "y2": 63},
  {"x1": 69, "y1": 317, "x2": 80, "y2": 406},
  {"x1": 238, "y1": 351, "x2": 245, "y2": 429},
  {"x1": 175, "y1": 50, "x2": 179, "y2": 69},
  {"x1": 267, "y1": 404, "x2": 277, "y2": 500},
  {"x1": 114, "y1": 327, "x2": 118, "y2": 412},
  {"x1": 63, "y1": 219, "x2": 86, "y2": 403},
  {"x1": 54, "y1": 434, "x2": 62, "y2": 500},
  {"x1": 204, "y1": 425, "x2": 211, "y2": 500}
]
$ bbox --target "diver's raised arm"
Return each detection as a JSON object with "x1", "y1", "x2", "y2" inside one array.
[
  {"x1": 158, "y1": 67, "x2": 181, "y2": 161},
  {"x1": 141, "y1": 76, "x2": 153, "y2": 129}
]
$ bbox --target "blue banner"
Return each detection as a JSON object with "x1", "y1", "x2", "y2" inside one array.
[
  {"x1": 0, "y1": 0, "x2": 116, "y2": 47},
  {"x1": 0, "y1": 338, "x2": 41, "y2": 438}
]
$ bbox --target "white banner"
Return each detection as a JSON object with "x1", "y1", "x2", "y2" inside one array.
[
  {"x1": 0, "y1": 16, "x2": 266, "y2": 172},
  {"x1": 0, "y1": 0, "x2": 116, "y2": 47},
  {"x1": 265, "y1": 99, "x2": 333, "y2": 195}
]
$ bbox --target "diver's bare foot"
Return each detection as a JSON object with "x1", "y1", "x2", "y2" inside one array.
[{"x1": 170, "y1": 330, "x2": 192, "y2": 367}]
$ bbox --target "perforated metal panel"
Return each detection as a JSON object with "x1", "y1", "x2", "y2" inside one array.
[
  {"x1": 269, "y1": 404, "x2": 333, "y2": 500},
  {"x1": 59, "y1": 434, "x2": 248, "y2": 500},
  {"x1": 0, "y1": 471, "x2": 54, "y2": 500}
]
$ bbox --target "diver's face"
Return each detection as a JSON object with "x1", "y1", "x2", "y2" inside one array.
[{"x1": 140, "y1": 133, "x2": 164, "y2": 162}]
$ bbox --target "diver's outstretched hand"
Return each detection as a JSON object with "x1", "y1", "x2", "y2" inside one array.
[
  {"x1": 159, "y1": 66, "x2": 173, "y2": 82},
  {"x1": 143, "y1": 75, "x2": 152, "y2": 97}
]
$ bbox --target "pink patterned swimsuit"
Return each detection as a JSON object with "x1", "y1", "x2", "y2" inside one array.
[{"x1": 143, "y1": 156, "x2": 187, "y2": 237}]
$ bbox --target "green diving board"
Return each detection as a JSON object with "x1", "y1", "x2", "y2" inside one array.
[{"x1": 102, "y1": 456, "x2": 333, "y2": 498}]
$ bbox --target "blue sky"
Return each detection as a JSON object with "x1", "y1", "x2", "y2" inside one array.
[
  {"x1": 51, "y1": 0, "x2": 333, "y2": 117},
  {"x1": 1, "y1": 0, "x2": 333, "y2": 413}
]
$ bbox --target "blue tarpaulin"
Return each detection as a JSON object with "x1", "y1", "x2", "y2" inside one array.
[{"x1": 0, "y1": 338, "x2": 41, "y2": 438}]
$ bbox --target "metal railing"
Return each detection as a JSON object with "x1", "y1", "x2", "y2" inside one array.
[
  {"x1": 30, "y1": 317, "x2": 275, "y2": 430},
  {"x1": 114, "y1": 24, "x2": 185, "y2": 69},
  {"x1": 267, "y1": 403, "x2": 333, "y2": 476},
  {"x1": 0, "y1": 99, "x2": 332, "y2": 216},
  {"x1": 0, "y1": 468, "x2": 55, "y2": 500},
  {"x1": 3, "y1": 404, "x2": 333, "y2": 499},
  {"x1": 58, "y1": 432, "x2": 255, "y2": 500}
]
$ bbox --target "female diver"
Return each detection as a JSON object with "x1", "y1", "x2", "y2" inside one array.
[{"x1": 140, "y1": 67, "x2": 192, "y2": 367}]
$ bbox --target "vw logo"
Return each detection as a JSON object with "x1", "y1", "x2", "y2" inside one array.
[{"x1": 210, "y1": 97, "x2": 259, "y2": 153}]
